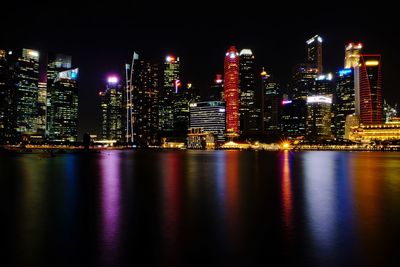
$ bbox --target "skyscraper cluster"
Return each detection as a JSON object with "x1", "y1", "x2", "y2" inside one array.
[
  {"x1": 0, "y1": 48, "x2": 78, "y2": 144},
  {"x1": 1, "y1": 35, "x2": 392, "y2": 147},
  {"x1": 99, "y1": 35, "x2": 393, "y2": 147},
  {"x1": 218, "y1": 36, "x2": 387, "y2": 143},
  {"x1": 99, "y1": 53, "x2": 200, "y2": 147}
]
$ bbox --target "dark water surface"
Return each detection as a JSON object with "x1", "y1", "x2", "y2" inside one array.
[{"x1": 2, "y1": 150, "x2": 400, "y2": 266}]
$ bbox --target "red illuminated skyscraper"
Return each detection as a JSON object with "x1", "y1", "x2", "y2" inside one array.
[
  {"x1": 358, "y1": 54, "x2": 383, "y2": 124},
  {"x1": 224, "y1": 46, "x2": 240, "y2": 135}
]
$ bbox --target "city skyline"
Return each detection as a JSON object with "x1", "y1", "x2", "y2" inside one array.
[
  {"x1": 3, "y1": 3, "x2": 400, "y2": 267},
  {"x1": 1, "y1": 1, "x2": 397, "y2": 136}
]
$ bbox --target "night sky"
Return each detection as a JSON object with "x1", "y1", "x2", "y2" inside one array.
[{"x1": 1, "y1": 1, "x2": 398, "y2": 138}]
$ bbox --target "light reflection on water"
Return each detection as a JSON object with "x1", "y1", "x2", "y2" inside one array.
[
  {"x1": 280, "y1": 151, "x2": 293, "y2": 234},
  {"x1": 100, "y1": 151, "x2": 122, "y2": 266},
  {"x1": 2, "y1": 150, "x2": 400, "y2": 266}
]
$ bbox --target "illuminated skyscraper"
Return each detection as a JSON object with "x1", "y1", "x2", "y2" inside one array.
[
  {"x1": 47, "y1": 53, "x2": 72, "y2": 139},
  {"x1": 131, "y1": 59, "x2": 160, "y2": 146},
  {"x1": 0, "y1": 49, "x2": 12, "y2": 143},
  {"x1": 239, "y1": 49, "x2": 257, "y2": 135},
  {"x1": 344, "y1": 43, "x2": 362, "y2": 68},
  {"x1": 281, "y1": 99, "x2": 307, "y2": 138},
  {"x1": 314, "y1": 73, "x2": 334, "y2": 95},
  {"x1": 159, "y1": 55, "x2": 180, "y2": 134},
  {"x1": 37, "y1": 81, "x2": 47, "y2": 135},
  {"x1": 173, "y1": 82, "x2": 200, "y2": 137},
  {"x1": 47, "y1": 68, "x2": 79, "y2": 142},
  {"x1": 224, "y1": 46, "x2": 240, "y2": 136},
  {"x1": 209, "y1": 74, "x2": 224, "y2": 101},
  {"x1": 358, "y1": 54, "x2": 383, "y2": 124},
  {"x1": 4, "y1": 49, "x2": 40, "y2": 136},
  {"x1": 47, "y1": 54, "x2": 72, "y2": 83},
  {"x1": 306, "y1": 35, "x2": 323, "y2": 74},
  {"x1": 291, "y1": 63, "x2": 318, "y2": 99},
  {"x1": 261, "y1": 69, "x2": 281, "y2": 133},
  {"x1": 334, "y1": 68, "x2": 356, "y2": 138},
  {"x1": 306, "y1": 95, "x2": 333, "y2": 139},
  {"x1": 100, "y1": 76, "x2": 123, "y2": 141}
]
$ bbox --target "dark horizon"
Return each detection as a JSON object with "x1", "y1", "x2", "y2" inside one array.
[{"x1": 1, "y1": 1, "x2": 398, "y2": 138}]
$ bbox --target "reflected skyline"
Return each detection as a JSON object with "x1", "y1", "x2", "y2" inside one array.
[
  {"x1": 303, "y1": 152, "x2": 338, "y2": 265},
  {"x1": 100, "y1": 152, "x2": 122, "y2": 266},
  {"x1": 280, "y1": 151, "x2": 293, "y2": 235},
  {"x1": 3, "y1": 150, "x2": 400, "y2": 266},
  {"x1": 161, "y1": 152, "x2": 183, "y2": 266}
]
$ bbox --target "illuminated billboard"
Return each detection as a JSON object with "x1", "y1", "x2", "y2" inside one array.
[
  {"x1": 55, "y1": 68, "x2": 78, "y2": 82},
  {"x1": 307, "y1": 95, "x2": 332, "y2": 104},
  {"x1": 338, "y1": 69, "x2": 352, "y2": 76},
  {"x1": 282, "y1": 100, "x2": 293, "y2": 105}
]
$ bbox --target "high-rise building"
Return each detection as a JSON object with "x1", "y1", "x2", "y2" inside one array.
[
  {"x1": 291, "y1": 63, "x2": 318, "y2": 99},
  {"x1": 209, "y1": 74, "x2": 224, "y2": 101},
  {"x1": 239, "y1": 49, "x2": 257, "y2": 135},
  {"x1": 261, "y1": 69, "x2": 281, "y2": 133},
  {"x1": 159, "y1": 55, "x2": 180, "y2": 134},
  {"x1": 100, "y1": 76, "x2": 123, "y2": 141},
  {"x1": 344, "y1": 43, "x2": 362, "y2": 68},
  {"x1": 173, "y1": 82, "x2": 200, "y2": 137},
  {"x1": 0, "y1": 49, "x2": 11, "y2": 143},
  {"x1": 334, "y1": 68, "x2": 356, "y2": 138},
  {"x1": 189, "y1": 101, "x2": 226, "y2": 143},
  {"x1": 47, "y1": 54, "x2": 72, "y2": 83},
  {"x1": 224, "y1": 46, "x2": 240, "y2": 136},
  {"x1": 280, "y1": 99, "x2": 307, "y2": 138},
  {"x1": 306, "y1": 95, "x2": 333, "y2": 139},
  {"x1": 1, "y1": 50, "x2": 78, "y2": 143},
  {"x1": 7, "y1": 49, "x2": 40, "y2": 135},
  {"x1": 314, "y1": 73, "x2": 334, "y2": 95},
  {"x1": 306, "y1": 35, "x2": 323, "y2": 74},
  {"x1": 358, "y1": 54, "x2": 383, "y2": 124},
  {"x1": 47, "y1": 68, "x2": 79, "y2": 142},
  {"x1": 37, "y1": 81, "x2": 47, "y2": 135},
  {"x1": 131, "y1": 59, "x2": 160, "y2": 146},
  {"x1": 47, "y1": 53, "x2": 72, "y2": 139}
]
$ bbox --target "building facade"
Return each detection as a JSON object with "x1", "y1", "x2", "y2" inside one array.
[
  {"x1": 344, "y1": 42, "x2": 362, "y2": 68},
  {"x1": 261, "y1": 69, "x2": 281, "y2": 134},
  {"x1": 9, "y1": 49, "x2": 40, "y2": 136},
  {"x1": 131, "y1": 60, "x2": 160, "y2": 146},
  {"x1": 100, "y1": 76, "x2": 123, "y2": 142},
  {"x1": 47, "y1": 53, "x2": 73, "y2": 141},
  {"x1": 189, "y1": 101, "x2": 226, "y2": 143},
  {"x1": 173, "y1": 82, "x2": 200, "y2": 138},
  {"x1": 358, "y1": 54, "x2": 383, "y2": 124},
  {"x1": 291, "y1": 63, "x2": 318, "y2": 100},
  {"x1": 224, "y1": 46, "x2": 240, "y2": 136},
  {"x1": 239, "y1": 49, "x2": 257, "y2": 135},
  {"x1": 348, "y1": 121, "x2": 400, "y2": 142},
  {"x1": 306, "y1": 95, "x2": 333, "y2": 139},
  {"x1": 306, "y1": 35, "x2": 323, "y2": 74},
  {"x1": 209, "y1": 74, "x2": 224, "y2": 101},
  {"x1": 281, "y1": 99, "x2": 307, "y2": 138},
  {"x1": 0, "y1": 49, "x2": 12, "y2": 143},
  {"x1": 48, "y1": 68, "x2": 79, "y2": 142},
  {"x1": 334, "y1": 68, "x2": 356, "y2": 138},
  {"x1": 314, "y1": 74, "x2": 334, "y2": 95},
  {"x1": 37, "y1": 81, "x2": 47, "y2": 135},
  {"x1": 159, "y1": 55, "x2": 180, "y2": 135}
]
